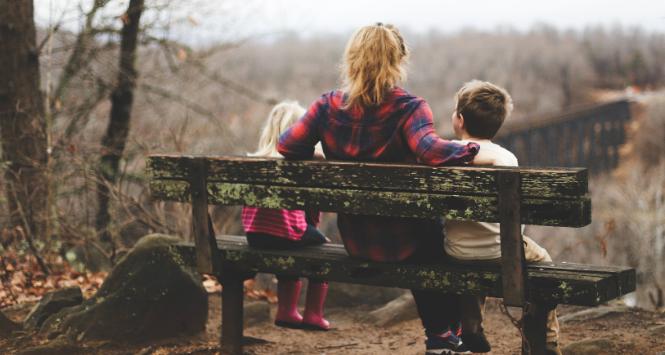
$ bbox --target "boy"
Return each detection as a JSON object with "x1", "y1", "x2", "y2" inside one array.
[{"x1": 445, "y1": 80, "x2": 561, "y2": 355}]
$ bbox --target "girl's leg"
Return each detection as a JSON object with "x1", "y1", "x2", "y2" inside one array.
[
  {"x1": 246, "y1": 226, "x2": 325, "y2": 249},
  {"x1": 302, "y1": 279, "x2": 330, "y2": 330},
  {"x1": 246, "y1": 233, "x2": 300, "y2": 249},
  {"x1": 246, "y1": 229, "x2": 328, "y2": 329},
  {"x1": 299, "y1": 225, "x2": 328, "y2": 246},
  {"x1": 274, "y1": 276, "x2": 303, "y2": 328}
]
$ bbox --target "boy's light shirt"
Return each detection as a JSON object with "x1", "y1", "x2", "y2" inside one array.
[{"x1": 444, "y1": 138, "x2": 523, "y2": 260}]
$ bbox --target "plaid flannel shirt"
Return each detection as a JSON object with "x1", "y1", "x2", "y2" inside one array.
[{"x1": 278, "y1": 88, "x2": 479, "y2": 262}]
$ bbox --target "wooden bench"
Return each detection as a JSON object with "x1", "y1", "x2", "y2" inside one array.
[{"x1": 147, "y1": 154, "x2": 636, "y2": 355}]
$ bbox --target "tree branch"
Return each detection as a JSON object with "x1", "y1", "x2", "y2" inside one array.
[{"x1": 53, "y1": 0, "x2": 112, "y2": 109}]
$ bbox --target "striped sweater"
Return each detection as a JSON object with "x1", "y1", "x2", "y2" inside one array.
[{"x1": 241, "y1": 207, "x2": 319, "y2": 240}]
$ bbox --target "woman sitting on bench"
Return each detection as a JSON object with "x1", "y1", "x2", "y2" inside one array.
[{"x1": 277, "y1": 23, "x2": 479, "y2": 354}]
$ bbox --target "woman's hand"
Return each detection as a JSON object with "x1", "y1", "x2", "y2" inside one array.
[{"x1": 470, "y1": 149, "x2": 497, "y2": 166}]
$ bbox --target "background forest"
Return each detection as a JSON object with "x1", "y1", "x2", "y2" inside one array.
[{"x1": 1, "y1": 0, "x2": 665, "y2": 312}]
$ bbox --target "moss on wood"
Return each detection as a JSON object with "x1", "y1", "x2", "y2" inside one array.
[
  {"x1": 149, "y1": 180, "x2": 590, "y2": 227},
  {"x1": 146, "y1": 155, "x2": 588, "y2": 198},
  {"x1": 174, "y1": 236, "x2": 631, "y2": 306}
]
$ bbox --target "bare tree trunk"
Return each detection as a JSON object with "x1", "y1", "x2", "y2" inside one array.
[
  {"x1": 95, "y1": 0, "x2": 144, "y2": 256},
  {"x1": 0, "y1": 1, "x2": 49, "y2": 241}
]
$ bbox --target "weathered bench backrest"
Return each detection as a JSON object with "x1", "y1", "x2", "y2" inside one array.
[
  {"x1": 148, "y1": 154, "x2": 590, "y2": 306},
  {"x1": 148, "y1": 155, "x2": 590, "y2": 226}
]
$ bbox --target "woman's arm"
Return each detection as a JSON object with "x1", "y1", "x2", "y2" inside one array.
[
  {"x1": 277, "y1": 96, "x2": 325, "y2": 159},
  {"x1": 403, "y1": 101, "x2": 479, "y2": 165}
]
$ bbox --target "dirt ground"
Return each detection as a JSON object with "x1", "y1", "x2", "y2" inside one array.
[{"x1": 2, "y1": 294, "x2": 664, "y2": 355}]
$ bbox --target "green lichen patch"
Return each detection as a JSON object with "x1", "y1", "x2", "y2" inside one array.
[
  {"x1": 417, "y1": 270, "x2": 451, "y2": 289},
  {"x1": 262, "y1": 256, "x2": 296, "y2": 270}
]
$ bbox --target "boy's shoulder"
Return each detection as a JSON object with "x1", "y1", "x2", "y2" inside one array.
[{"x1": 452, "y1": 139, "x2": 518, "y2": 167}]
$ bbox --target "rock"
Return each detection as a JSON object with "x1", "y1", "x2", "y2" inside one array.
[
  {"x1": 562, "y1": 338, "x2": 615, "y2": 355},
  {"x1": 244, "y1": 301, "x2": 271, "y2": 327},
  {"x1": 0, "y1": 311, "x2": 20, "y2": 338},
  {"x1": 16, "y1": 338, "x2": 84, "y2": 355},
  {"x1": 24, "y1": 287, "x2": 83, "y2": 330},
  {"x1": 364, "y1": 293, "x2": 418, "y2": 327},
  {"x1": 326, "y1": 283, "x2": 406, "y2": 307},
  {"x1": 559, "y1": 306, "x2": 630, "y2": 324},
  {"x1": 118, "y1": 218, "x2": 151, "y2": 249},
  {"x1": 40, "y1": 234, "x2": 207, "y2": 342}
]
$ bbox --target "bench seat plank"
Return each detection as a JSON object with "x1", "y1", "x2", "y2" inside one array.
[
  {"x1": 148, "y1": 155, "x2": 588, "y2": 198},
  {"x1": 150, "y1": 180, "x2": 591, "y2": 227},
  {"x1": 174, "y1": 235, "x2": 635, "y2": 306}
]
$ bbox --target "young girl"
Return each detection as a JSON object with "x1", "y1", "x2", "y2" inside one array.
[
  {"x1": 277, "y1": 24, "x2": 479, "y2": 353},
  {"x1": 242, "y1": 101, "x2": 330, "y2": 331}
]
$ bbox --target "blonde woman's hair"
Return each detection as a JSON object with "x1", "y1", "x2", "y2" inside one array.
[
  {"x1": 342, "y1": 23, "x2": 409, "y2": 110},
  {"x1": 249, "y1": 101, "x2": 306, "y2": 157}
]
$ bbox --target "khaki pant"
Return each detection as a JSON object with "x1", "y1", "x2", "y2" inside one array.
[{"x1": 450, "y1": 237, "x2": 560, "y2": 342}]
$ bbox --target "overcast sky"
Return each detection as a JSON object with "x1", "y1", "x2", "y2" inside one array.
[
  {"x1": 260, "y1": 0, "x2": 665, "y2": 33},
  {"x1": 34, "y1": 0, "x2": 665, "y2": 42}
]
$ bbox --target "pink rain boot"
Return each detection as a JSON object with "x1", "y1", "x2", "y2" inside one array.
[
  {"x1": 302, "y1": 281, "x2": 330, "y2": 331},
  {"x1": 274, "y1": 279, "x2": 303, "y2": 329}
]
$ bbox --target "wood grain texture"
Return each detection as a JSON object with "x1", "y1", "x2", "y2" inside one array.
[
  {"x1": 498, "y1": 171, "x2": 527, "y2": 307},
  {"x1": 188, "y1": 160, "x2": 220, "y2": 274},
  {"x1": 147, "y1": 155, "x2": 588, "y2": 198},
  {"x1": 150, "y1": 180, "x2": 591, "y2": 227},
  {"x1": 172, "y1": 236, "x2": 636, "y2": 306},
  {"x1": 220, "y1": 271, "x2": 243, "y2": 355}
]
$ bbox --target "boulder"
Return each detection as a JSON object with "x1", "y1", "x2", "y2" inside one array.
[
  {"x1": 16, "y1": 338, "x2": 84, "y2": 355},
  {"x1": 364, "y1": 293, "x2": 418, "y2": 327},
  {"x1": 40, "y1": 234, "x2": 207, "y2": 342},
  {"x1": 562, "y1": 338, "x2": 615, "y2": 355},
  {"x1": 24, "y1": 287, "x2": 83, "y2": 330},
  {"x1": 0, "y1": 311, "x2": 20, "y2": 338}
]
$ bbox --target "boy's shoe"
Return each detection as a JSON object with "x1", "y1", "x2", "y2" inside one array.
[
  {"x1": 461, "y1": 332, "x2": 491, "y2": 353},
  {"x1": 425, "y1": 330, "x2": 471, "y2": 354}
]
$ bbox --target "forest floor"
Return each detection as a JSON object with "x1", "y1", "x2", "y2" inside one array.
[{"x1": 2, "y1": 294, "x2": 664, "y2": 355}]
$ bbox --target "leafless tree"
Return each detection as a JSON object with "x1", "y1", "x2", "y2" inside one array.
[
  {"x1": 96, "y1": 0, "x2": 145, "y2": 259},
  {"x1": 0, "y1": 1, "x2": 50, "y2": 260}
]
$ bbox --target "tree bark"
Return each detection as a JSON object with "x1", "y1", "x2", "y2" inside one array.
[
  {"x1": 95, "y1": 0, "x2": 144, "y2": 252},
  {"x1": 0, "y1": 1, "x2": 49, "y2": 240}
]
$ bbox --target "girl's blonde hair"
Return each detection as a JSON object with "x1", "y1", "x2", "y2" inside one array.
[
  {"x1": 250, "y1": 101, "x2": 306, "y2": 157},
  {"x1": 342, "y1": 23, "x2": 409, "y2": 110}
]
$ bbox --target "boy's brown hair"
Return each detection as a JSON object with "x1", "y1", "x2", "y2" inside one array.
[{"x1": 454, "y1": 80, "x2": 513, "y2": 139}]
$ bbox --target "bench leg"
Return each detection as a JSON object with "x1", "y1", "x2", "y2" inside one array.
[
  {"x1": 221, "y1": 273, "x2": 244, "y2": 355},
  {"x1": 522, "y1": 302, "x2": 556, "y2": 355}
]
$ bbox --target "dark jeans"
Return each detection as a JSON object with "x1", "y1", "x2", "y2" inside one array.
[
  {"x1": 403, "y1": 220, "x2": 459, "y2": 334},
  {"x1": 246, "y1": 224, "x2": 327, "y2": 282}
]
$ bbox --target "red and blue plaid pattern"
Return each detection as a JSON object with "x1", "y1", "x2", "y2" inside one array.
[{"x1": 278, "y1": 88, "x2": 479, "y2": 261}]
